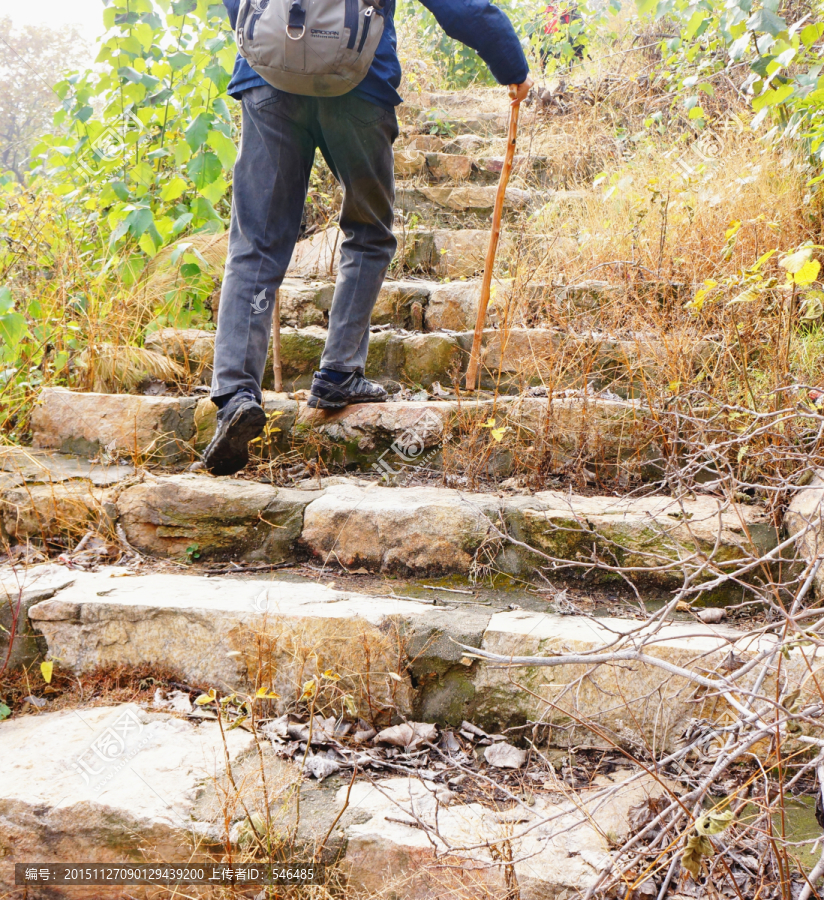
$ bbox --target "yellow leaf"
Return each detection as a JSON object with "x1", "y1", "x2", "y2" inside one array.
[
  {"x1": 301, "y1": 679, "x2": 317, "y2": 699},
  {"x1": 727, "y1": 283, "x2": 764, "y2": 305},
  {"x1": 490, "y1": 426, "x2": 509, "y2": 442},
  {"x1": 695, "y1": 809, "x2": 734, "y2": 836},
  {"x1": 794, "y1": 259, "x2": 820, "y2": 286},
  {"x1": 780, "y1": 246, "x2": 813, "y2": 274},
  {"x1": 226, "y1": 715, "x2": 248, "y2": 731},
  {"x1": 724, "y1": 220, "x2": 741, "y2": 241},
  {"x1": 40, "y1": 660, "x2": 53, "y2": 684},
  {"x1": 751, "y1": 248, "x2": 777, "y2": 272},
  {"x1": 255, "y1": 687, "x2": 280, "y2": 700},
  {"x1": 322, "y1": 669, "x2": 341, "y2": 681},
  {"x1": 479, "y1": 418, "x2": 497, "y2": 429},
  {"x1": 195, "y1": 689, "x2": 217, "y2": 706}
]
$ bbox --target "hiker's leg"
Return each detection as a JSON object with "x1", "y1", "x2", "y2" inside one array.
[
  {"x1": 315, "y1": 95, "x2": 399, "y2": 373},
  {"x1": 211, "y1": 86, "x2": 315, "y2": 403}
]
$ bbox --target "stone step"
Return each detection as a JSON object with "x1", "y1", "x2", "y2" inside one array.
[
  {"x1": 394, "y1": 183, "x2": 587, "y2": 225},
  {"x1": 28, "y1": 388, "x2": 661, "y2": 479},
  {"x1": 200, "y1": 393, "x2": 662, "y2": 480},
  {"x1": 0, "y1": 701, "x2": 256, "y2": 897},
  {"x1": 146, "y1": 322, "x2": 698, "y2": 397},
  {"x1": 290, "y1": 227, "x2": 569, "y2": 280},
  {"x1": 394, "y1": 148, "x2": 554, "y2": 186},
  {"x1": 3, "y1": 455, "x2": 778, "y2": 598},
  {"x1": 0, "y1": 691, "x2": 688, "y2": 898},
  {"x1": 206, "y1": 276, "x2": 626, "y2": 331},
  {"x1": 20, "y1": 569, "x2": 799, "y2": 751}
]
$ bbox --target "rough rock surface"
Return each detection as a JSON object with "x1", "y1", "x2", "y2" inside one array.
[
  {"x1": 518, "y1": 489, "x2": 778, "y2": 590},
  {"x1": 470, "y1": 610, "x2": 789, "y2": 751},
  {"x1": 116, "y1": 473, "x2": 314, "y2": 562},
  {"x1": 31, "y1": 387, "x2": 198, "y2": 464},
  {"x1": 301, "y1": 483, "x2": 501, "y2": 573},
  {"x1": 29, "y1": 571, "x2": 429, "y2": 706},
  {"x1": 1, "y1": 480, "x2": 114, "y2": 543},
  {"x1": 0, "y1": 704, "x2": 253, "y2": 898},
  {"x1": 340, "y1": 772, "x2": 670, "y2": 899},
  {"x1": 0, "y1": 446, "x2": 135, "y2": 487}
]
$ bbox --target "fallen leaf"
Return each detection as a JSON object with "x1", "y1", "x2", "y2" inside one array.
[
  {"x1": 376, "y1": 722, "x2": 437, "y2": 751},
  {"x1": 696, "y1": 608, "x2": 726, "y2": 624},
  {"x1": 484, "y1": 742, "x2": 527, "y2": 769},
  {"x1": 304, "y1": 755, "x2": 341, "y2": 781}
]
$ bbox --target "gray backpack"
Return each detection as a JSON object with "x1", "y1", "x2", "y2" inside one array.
[{"x1": 236, "y1": 0, "x2": 386, "y2": 97}]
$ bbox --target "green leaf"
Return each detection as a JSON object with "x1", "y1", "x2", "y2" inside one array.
[
  {"x1": 752, "y1": 82, "x2": 795, "y2": 111},
  {"x1": 171, "y1": 212, "x2": 194, "y2": 236},
  {"x1": 747, "y1": 8, "x2": 787, "y2": 36},
  {"x1": 168, "y1": 51, "x2": 192, "y2": 71},
  {"x1": 0, "y1": 286, "x2": 14, "y2": 316},
  {"x1": 118, "y1": 66, "x2": 144, "y2": 84},
  {"x1": 206, "y1": 130, "x2": 237, "y2": 170},
  {"x1": 801, "y1": 22, "x2": 824, "y2": 47},
  {"x1": 0, "y1": 701, "x2": 10, "y2": 721},
  {"x1": 126, "y1": 206, "x2": 154, "y2": 239},
  {"x1": 185, "y1": 113, "x2": 213, "y2": 152},
  {"x1": 0, "y1": 312, "x2": 28, "y2": 350},
  {"x1": 160, "y1": 176, "x2": 189, "y2": 202},
  {"x1": 187, "y1": 151, "x2": 222, "y2": 188}
]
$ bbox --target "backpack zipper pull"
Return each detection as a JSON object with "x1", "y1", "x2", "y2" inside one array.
[{"x1": 357, "y1": 6, "x2": 374, "y2": 52}]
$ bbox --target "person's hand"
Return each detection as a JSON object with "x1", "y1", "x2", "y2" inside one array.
[{"x1": 509, "y1": 75, "x2": 534, "y2": 106}]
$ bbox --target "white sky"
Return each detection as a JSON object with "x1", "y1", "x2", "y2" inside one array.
[{"x1": 0, "y1": 0, "x2": 107, "y2": 46}]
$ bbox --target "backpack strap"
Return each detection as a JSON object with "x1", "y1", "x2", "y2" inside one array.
[{"x1": 287, "y1": 0, "x2": 306, "y2": 39}]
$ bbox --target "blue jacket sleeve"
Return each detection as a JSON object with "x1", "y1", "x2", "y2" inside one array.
[
  {"x1": 418, "y1": 0, "x2": 529, "y2": 86},
  {"x1": 223, "y1": 0, "x2": 241, "y2": 29}
]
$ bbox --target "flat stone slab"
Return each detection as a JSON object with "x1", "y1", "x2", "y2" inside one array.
[
  {"x1": 0, "y1": 448, "x2": 135, "y2": 546},
  {"x1": 145, "y1": 321, "x2": 677, "y2": 399},
  {"x1": 207, "y1": 277, "x2": 432, "y2": 331},
  {"x1": 25, "y1": 570, "x2": 814, "y2": 753},
  {"x1": 395, "y1": 182, "x2": 545, "y2": 221},
  {"x1": 31, "y1": 387, "x2": 198, "y2": 465},
  {"x1": 0, "y1": 446, "x2": 135, "y2": 486},
  {"x1": 1, "y1": 478, "x2": 116, "y2": 545},
  {"x1": 518, "y1": 489, "x2": 778, "y2": 591},
  {"x1": 0, "y1": 703, "x2": 253, "y2": 897},
  {"x1": 29, "y1": 570, "x2": 433, "y2": 708}
]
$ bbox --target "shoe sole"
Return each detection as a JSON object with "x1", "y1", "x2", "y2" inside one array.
[
  {"x1": 203, "y1": 402, "x2": 267, "y2": 476},
  {"x1": 307, "y1": 394, "x2": 387, "y2": 410}
]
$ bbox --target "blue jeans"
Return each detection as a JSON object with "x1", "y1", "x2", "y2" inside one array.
[{"x1": 211, "y1": 85, "x2": 399, "y2": 403}]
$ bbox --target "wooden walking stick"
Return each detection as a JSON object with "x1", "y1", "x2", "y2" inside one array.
[
  {"x1": 465, "y1": 92, "x2": 522, "y2": 391},
  {"x1": 272, "y1": 289, "x2": 283, "y2": 392}
]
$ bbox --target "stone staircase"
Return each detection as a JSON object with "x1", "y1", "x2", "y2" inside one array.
[{"x1": 0, "y1": 86, "x2": 805, "y2": 898}]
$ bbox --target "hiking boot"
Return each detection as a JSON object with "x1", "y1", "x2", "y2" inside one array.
[
  {"x1": 307, "y1": 370, "x2": 388, "y2": 410},
  {"x1": 202, "y1": 391, "x2": 267, "y2": 476}
]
